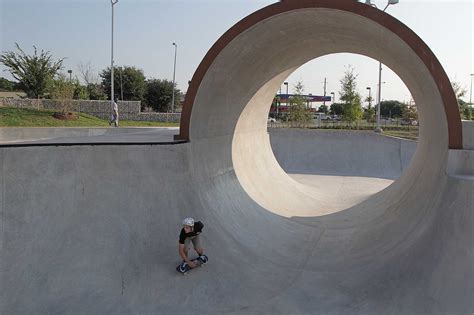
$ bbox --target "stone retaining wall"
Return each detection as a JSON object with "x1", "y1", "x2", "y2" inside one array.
[{"x1": 0, "y1": 98, "x2": 180, "y2": 122}]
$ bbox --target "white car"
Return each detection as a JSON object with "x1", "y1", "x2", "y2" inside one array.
[{"x1": 267, "y1": 117, "x2": 276, "y2": 123}]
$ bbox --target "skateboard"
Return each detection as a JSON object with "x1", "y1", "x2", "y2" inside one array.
[{"x1": 176, "y1": 255, "x2": 208, "y2": 275}]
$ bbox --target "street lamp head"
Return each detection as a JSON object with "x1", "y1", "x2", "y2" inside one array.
[
  {"x1": 111, "y1": 0, "x2": 118, "y2": 4},
  {"x1": 366, "y1": 87, "x2": 371, "y2": 90},
  {"x1": 173, "y1": 42, "x2": 177, "y2": 46},
  {"x1": 364, "y1": 0, "x2": 377, "y2": 8},
  {"x1": 388, "y1": 0, "x2": 399, "y2": 4},
  {"x1": 284, "y1": 82, "x2": 288, "y2": 85}
]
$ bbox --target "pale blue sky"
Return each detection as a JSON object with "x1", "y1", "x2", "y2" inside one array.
[{"x1": 0, "y1": 0, "x2": 472, "y2": 104}]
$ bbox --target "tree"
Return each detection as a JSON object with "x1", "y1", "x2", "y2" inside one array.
[
  {"x1": 0, "y1": 77, "x2": 20, "y2": 91},
  {"x1": 363, "y1": 107, "x2": 375, "y2": 122},
  {"x1": 402, "y1": 104, "x2": 418, "y2": 121},
  {"x1": 451, "y1": 80, "x2": 472, "y2": 120},
  {"x1": 287, "y1": 81, "x2": 312, "y2": 127},
  {"x1": 318, "y1": 104, "x2": 328, "y2": 114},
  {"x1": 0, "y1": 43, "x2": 64, "y2": 98},
  {"x1": 87, "y1": 83, "x2": 107, "y2": 100},
  {"x1": 77, "y1": 61, "x2": 106, "y2": 100},
  {"x1": 100, "y1": 66, "x2": 146, "y2": 101},
  {"x1": 48, "y1": 74, "x2": 75, "y2": 113},
  {"x1": 365, "y1": 95, "x2": 374, "y2": 110},
  {"x1": 145, "y1": 79, "x2": 182, "y2": 112},
  {"x1": 330, "y1": 103, "x2": 344, "y2": 116},
  {"x1": 339, "y1": 65, "x2": 362, "y2": 123},
  {"x1": 78, "y1": 61, "x2": 98, "y2": 86},
  {"x1": 72, "y1": 79, "x2": 89, "y2": 100},
  {"x1": 380, "y1": 100, "x2": 404, "y2": 118}
]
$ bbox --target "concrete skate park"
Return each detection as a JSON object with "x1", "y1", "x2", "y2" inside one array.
[{"x1": 1, "y1": 1, "x2": 473, "y2": 314}]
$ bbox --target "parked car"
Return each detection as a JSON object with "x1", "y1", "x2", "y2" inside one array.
[
  {"x1": 313, "y1": 113, "x2": 332, "y2": 121},
  {"x1": 400, "y1": 119, "x2": 418, "y2": 126},
  {"x1": 267, "y1": 117, "x2": 276, "y2": 123}
]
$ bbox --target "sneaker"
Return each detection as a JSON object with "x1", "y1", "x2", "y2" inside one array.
[
  {"x1": 179, "y1": 261, "x2": 188, "y2": 272},
  {"x1": 199, "y1": 255, "x2": 208, "y2": 264}
]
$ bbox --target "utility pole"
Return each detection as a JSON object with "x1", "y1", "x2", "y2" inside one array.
[
  {"x1": 366, "y1": 87, "x2": 372, "y2": 109},
  {"x1": 119, "y1": 69, "x2": 123, "y2": 101},
  {"x1": 470, "y1": 73, "x2": 473, "y2": 106},
  {"x1": 323, "y1": 78, "x2": 327, "y2": 106},
  {"x1": 171, "y1": 43, "x2": 177, "y2": 113},
  {"x1": 111, "y1": 0, "x2": 119, "y2": 108}
]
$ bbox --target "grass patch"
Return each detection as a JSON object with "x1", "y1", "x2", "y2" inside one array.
[
  {"x1": 269, "y1": 122, "x2": 419, "y2": 141},
  {"x1": 383, "y1": 129, "x2": 419, "y2": 141},
  {"x1": 0, "y1": 107, "x2": 108, "y2": 127},
  {"x1": 0, "y1": 107, "x2": 179, "y2": 127},
  {"x1": 119, "y1": 120, "x2": 178, "y2": 127}
]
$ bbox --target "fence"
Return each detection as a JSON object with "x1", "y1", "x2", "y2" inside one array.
[{"x1": 0, "y1": 98, "x2": 181, "y2": 123}]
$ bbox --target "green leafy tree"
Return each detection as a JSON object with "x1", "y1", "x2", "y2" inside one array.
[
  {"x1": 72, "y1": 80, "x2": 89, "y2": 100},
  {"x1": 339, "y1": 65, "x2": 362, "y2": 123},
  {"x1": 0, "y1": 77, "x2": 20, "y2": 91},
  {"x1": 464, "y1": 106, "x2": 472, "y2": 120},
  {"x1": 402, "y1": 104, "x2": 418, "y2": 121},
  {"x1": 100, "y1": 66, "x2": 146, "y2": 101},
  {"x1": 48, "y1": 74, "x2": 75, "y2": 113},
  {"x1": 451, "y1": 81, "x2": 472, "y2": 120},
  {"x1": 380, "y1": 100, "x2": 404, "y2": 118},
  {"x1": 0, "y1": 43, "x2": 64, "y2": 98},
  {"x1": 288, "y1": 81, "x2": 312, "y2": 127},
  {"x1": 363, "y1": 107, "x2": 375, "y2": 122},
  {"x1": 318, "y1": 104, "x2": 329, "y2": 114},
  {"x1": 87, "y1": 83, "x2": 107, "y2": 100},
  {"x1": 365, "y1": 95, "x2": 374, "y2": 110},
  {"x1": 330, "y1": 103, "x2": 343, "y2": 116},
  {"x1": 145, "y1": 79, "x2": 182, "y2": 112}
]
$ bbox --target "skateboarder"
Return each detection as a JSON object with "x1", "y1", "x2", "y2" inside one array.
[{"x1": 178, "y1": 217, "x2": 207, "y2": 269}]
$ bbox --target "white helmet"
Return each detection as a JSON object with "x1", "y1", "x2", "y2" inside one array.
[{"x1": 182, "y1": 217, "x2": 194, "y2": 227}]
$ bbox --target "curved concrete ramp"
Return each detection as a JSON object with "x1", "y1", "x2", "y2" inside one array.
[
  {"x1": 1, "y1": 1, "x2": 473, "y2": 314},
  {"x1": 1, "y1": 130, "x2": 472, "y2": 314}
]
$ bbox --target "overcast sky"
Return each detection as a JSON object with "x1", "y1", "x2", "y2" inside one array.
[{"x1": 1, "y1": 0, "x2": 472, "y2": 104}]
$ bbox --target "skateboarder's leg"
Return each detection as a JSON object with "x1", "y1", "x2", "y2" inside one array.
[
  {"x1": 183, "y1": 238, "x2": 192, "y2": 260},
  {"x1": 192, "y1": 237, "x2": 208, "y2": 263},
  {"x1": 192, "y1": 236, "x2": 204, "y2": 256}
]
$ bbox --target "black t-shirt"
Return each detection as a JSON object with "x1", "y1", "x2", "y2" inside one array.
[{"x1": 179, "y1": 221, "x2": 204, "y2": 244}]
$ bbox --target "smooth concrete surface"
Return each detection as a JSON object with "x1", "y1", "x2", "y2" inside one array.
[
  {"x1": 288, "y1": 174, "x2": 393, "y2": 210},
  {"x1": 182, "y1": 1, "x2": 470, "y2": 312},
  {"x1": 462, "y1": 120, "x2": 474, "y2": 149},
  {"x1": 0, "y1": 127, "x2": 179, "y2": 144},
  {"x1": 1, "y1": 128, "x2": 473, "y2": 314},
  {"x1": 1, "y1": 1, "x2": 473, "y2": 313},
  {"x1": 270, "y1": 129, "x2": 417, "y2": 180}
]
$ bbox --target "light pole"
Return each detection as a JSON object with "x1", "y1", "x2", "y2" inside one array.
[
  {"x1": 323, "y1": 77, "x2": 327, "y2": 106},
  {"x1": 366, "y1": 0, "x2": 399, "y2": 132},
  {"x1": 171, "y1": 42, "x2": 177, "y2": 113},
  {"x1": 470, "y1": 73, "x2": 473, "y2": 106},
  {"x1": 284, "y1": 82, "x2": 289, "y2": 116},
  {"x1": 111, "y1": 0, "x2": 119, "y2": 109},
  {"x1": 366, "y1": 87, "x2": 372, "y2": 109},
  {"x1": 119, "y1": 68, "x2": 123, "y2": 101}
]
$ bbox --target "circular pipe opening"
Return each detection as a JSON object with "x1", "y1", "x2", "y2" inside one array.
[{"x1": 182, "y1": 3, "x2": 460, "y2": 217}]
